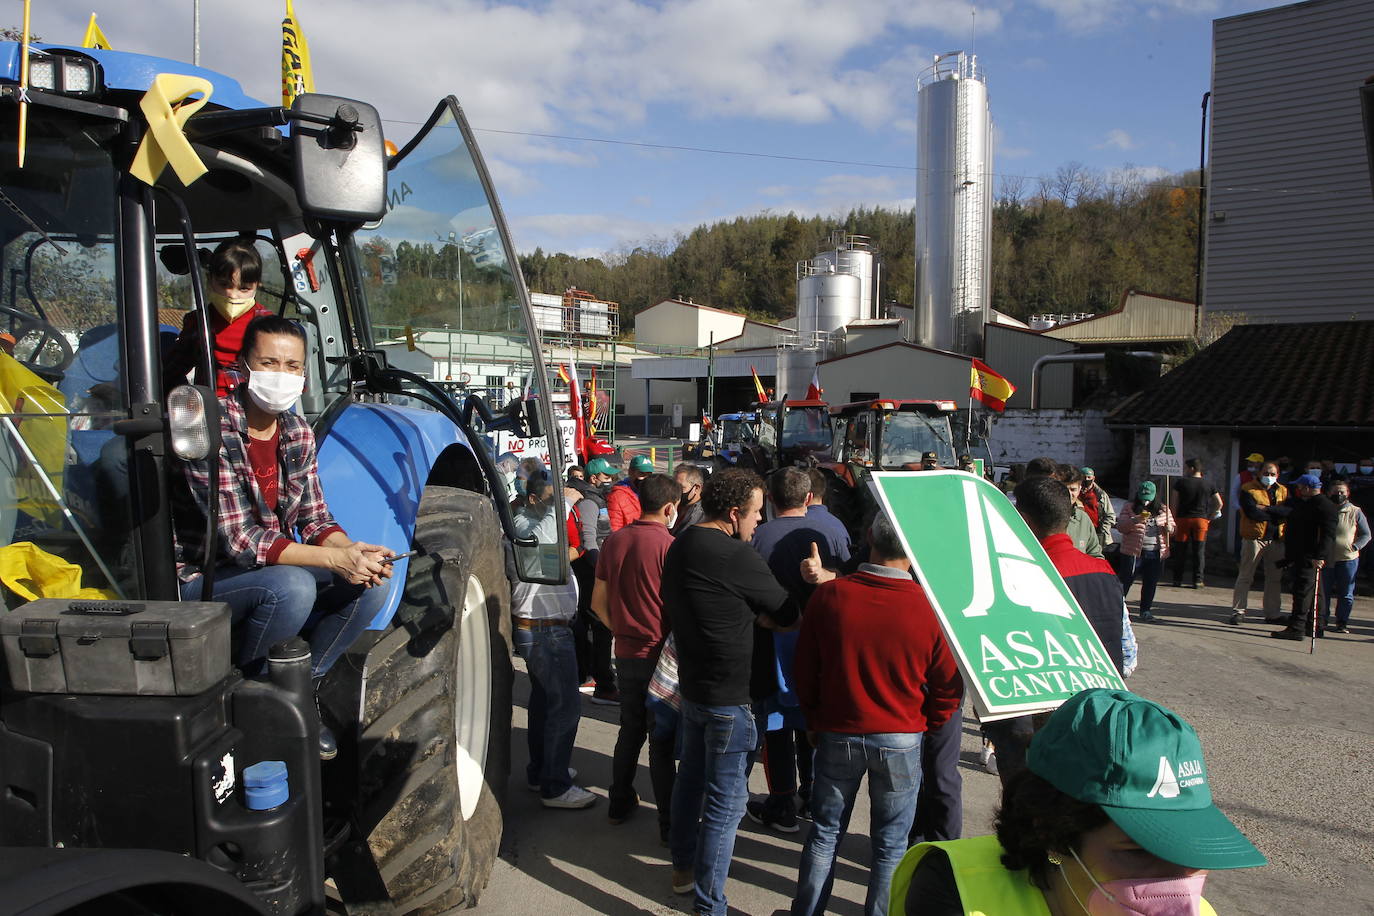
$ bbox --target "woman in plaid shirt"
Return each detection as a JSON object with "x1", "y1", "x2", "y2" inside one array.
[{"x1": 174, "y1": 316, "x2": 395, "y2": 758}]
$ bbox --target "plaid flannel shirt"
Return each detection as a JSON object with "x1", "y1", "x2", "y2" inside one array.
[{"x1": 175, "y1": 386, "x2": 342, "y2": 582}]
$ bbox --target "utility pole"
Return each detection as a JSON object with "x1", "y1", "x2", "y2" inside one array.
[{"x1": 706, "y1": 332, "x2": 715, "y2": 421}]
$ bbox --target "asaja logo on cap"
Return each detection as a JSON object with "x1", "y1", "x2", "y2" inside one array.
[{"x1": 1146, "y1": 756, "x2": 1205, "y2": 799}]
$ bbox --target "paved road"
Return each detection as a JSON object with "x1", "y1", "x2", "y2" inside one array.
[{"x1": 481, "y1": 583, "x2": 1374, "y2": 915}]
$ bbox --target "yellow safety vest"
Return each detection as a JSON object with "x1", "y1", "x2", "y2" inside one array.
[{"x1": 889, "y1": 836, "x2": 1218, "y2": 916}]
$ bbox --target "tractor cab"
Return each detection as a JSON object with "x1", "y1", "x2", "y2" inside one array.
[
  {"x1": 829, "y1": 399, "x2": 958, "y2": 473},
  {"x1": 748, "y1": 398, "x2": 830, "y2": 472}
]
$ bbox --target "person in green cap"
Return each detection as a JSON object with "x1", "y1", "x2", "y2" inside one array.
[
  {"x1": 1115, "y1": 481, "x2": 1176, "y2": 623},
  {"x1": 893, "y1": 688, "x2": 1266, "y2": 915},
  {"x1": 608, "y1": 454, "x2": 655, "y2": 532}
]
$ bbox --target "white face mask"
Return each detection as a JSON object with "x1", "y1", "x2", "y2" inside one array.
[
  {"x1": 246, "y1": 369, "x2": 304, "y2": 414},
  {"x1": 1259, "y1": 475, "x2": 1277, "y2": 487}
]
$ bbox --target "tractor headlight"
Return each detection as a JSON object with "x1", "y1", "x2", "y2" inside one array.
[{"x1": 27, "y1": 51, "x2": 103, "y2": 97}]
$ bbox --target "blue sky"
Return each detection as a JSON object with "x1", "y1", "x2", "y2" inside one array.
[{"x1": 36, "y1": 1, "x2": 1291, "y2": 258}]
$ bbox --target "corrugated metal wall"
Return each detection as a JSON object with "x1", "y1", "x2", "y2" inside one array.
[
  {"x1": 983, "y1": 325, "x2": 1075, "y2": 409},
  {"x1": 1205, "y1": 0, "x2": 1374, "y2": 322}
]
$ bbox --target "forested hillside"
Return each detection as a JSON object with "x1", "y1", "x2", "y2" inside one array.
[{"x1": 519, "y1": 165, "x2": 1201, "y2": 327}]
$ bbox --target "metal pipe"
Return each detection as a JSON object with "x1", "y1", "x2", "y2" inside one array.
[
  {"x1": 1030, "y1": 351, "x2": 1162, "y2": 409},
  {"x1": 1195, "y1": 91, "x2": 1211, "y2": 339}
]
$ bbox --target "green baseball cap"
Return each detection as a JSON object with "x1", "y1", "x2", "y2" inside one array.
[
  {"x1": 1137, "y1": 480, "x2": 1157, "y2": 501},
  {"x1": 585, "y1": 457, "x2": 613, "y2": 476},
  {"x1": 1081, "y1": 466, "x2": 1095, "y2": 476},
  {"x1": 1027, "y1": 689, "x2": 1267, "y2": 870},
  {"x1": 629, "y1": 455, "x2": 654, "y2": 473}
]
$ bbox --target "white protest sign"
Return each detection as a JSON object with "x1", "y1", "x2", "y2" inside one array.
[{"x1": 1149, "y1": 427, "x2": 1184, "y2": 476}]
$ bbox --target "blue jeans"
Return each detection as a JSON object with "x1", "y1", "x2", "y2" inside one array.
[
  {"x1": 792, "y1": 732, "x2": 923, "y2": 916},
  {"x1": 513, "y1": 623, "x2": 581, "y2": 798},
  {"x1": 670, "y1": 700, "x2": 758, "y2": 916},
  {"x1": 1118, "y1": 548, "x2": 1162, "y2": 616},
  {"x1": 182, "y1": 564, "x2": 386, "y2": 677},
  {"x1": 1322, "y1": 558, "x2": 1360, "y2": 627}
]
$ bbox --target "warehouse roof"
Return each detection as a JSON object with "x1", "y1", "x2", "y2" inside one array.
[{"x1": 1107, "y1": 320, "x2": 1374, "y2": 428}]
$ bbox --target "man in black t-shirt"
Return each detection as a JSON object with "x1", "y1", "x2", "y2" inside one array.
[
  {"x1": 1169, "y1": 458, "x2": 1222, "y2": 588},
  {"x1": 663, "y1": 468, "x2": 797, "y2": 910}
]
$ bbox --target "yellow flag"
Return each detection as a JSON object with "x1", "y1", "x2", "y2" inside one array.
[
  {"x1": 82, "y1": 13, "x2": 113, "y2": 50},
  {"x1": 281, "y1": 0, "x2": 316, "y2": 108}
]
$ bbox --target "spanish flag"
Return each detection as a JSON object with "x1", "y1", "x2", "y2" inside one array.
[
  {"x1": 82, "y1": 13, "x2": 113, "y2": 50},
  {"x1": 750, "y1": 365, "x2": 767, "y2": 403},
  {"x1": 281, "y1": 0, "x2": 315, "y2": 108},
  {"x1": 970, "y1": 358, "x2": 1015, "y2": 412}
]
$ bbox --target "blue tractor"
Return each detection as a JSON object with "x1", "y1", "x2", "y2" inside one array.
[{"x1": 0, "y1": 42, "x2": 566, "y2": 913}]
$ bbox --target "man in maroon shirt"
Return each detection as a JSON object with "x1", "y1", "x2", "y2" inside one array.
[
  {"x1": 790, "y1": 511, "x2": 963, "y2": 916},
  {"x1": 591, "y1": 473, "x2": 682, "y2": 836}
]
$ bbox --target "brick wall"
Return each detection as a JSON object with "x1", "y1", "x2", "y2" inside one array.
[{"x1": 987, "y1": 409, "x2": 1127, "y2": 475}]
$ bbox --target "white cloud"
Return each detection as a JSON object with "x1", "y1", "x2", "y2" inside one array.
[
  {"x1": 1097, "y1": 128, "x2": 1137, "y2": 151},
  {"x1": 1026, "y1": 0, "x2": 1224, "y2": 32}
]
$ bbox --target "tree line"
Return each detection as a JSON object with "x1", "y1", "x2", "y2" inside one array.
[{"x1": 518, "y1": 164, "x2": 1201, "y2": 329}]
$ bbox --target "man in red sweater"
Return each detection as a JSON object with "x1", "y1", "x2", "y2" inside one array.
[{"x1": 790, "y1": 511, "x2": 963, "y2": 916}]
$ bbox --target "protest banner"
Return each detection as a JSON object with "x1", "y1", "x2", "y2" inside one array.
[
  {"x1": 869, "y1": 470, "x2": 1127, "y2": 721},
  {"x1": 1149, "y1": 427, "x2": 1184, "y2": 476}
]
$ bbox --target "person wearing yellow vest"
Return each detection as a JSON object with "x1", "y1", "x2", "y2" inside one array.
[
  {"x1": 892, "y1": 689, "x2": 1266, "y2": 915},
  {"x1": 1229, "y1": 462, "x2": 1290, "y2": 626}
]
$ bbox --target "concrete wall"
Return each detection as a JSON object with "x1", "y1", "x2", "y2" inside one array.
[{"x1": 987, "y1": 409, "x2": 1124, "y2": 473}]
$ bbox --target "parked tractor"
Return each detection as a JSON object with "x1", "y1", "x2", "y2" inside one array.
[
  {"x1": 818, "y1": 399, "x2": 960, "y2": 534},
  {"x1": 0, "y1": 41, "x2": 565, "y2": 914},
  {"x1": 739, "y1": 398, "x2": 831, "y2": 474}
]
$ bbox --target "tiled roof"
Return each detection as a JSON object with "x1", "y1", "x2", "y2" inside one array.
[{"x1": 1107, "y1": 321, "x2": 1374, "y2": 428}]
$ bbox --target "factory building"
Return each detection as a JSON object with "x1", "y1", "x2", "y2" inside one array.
[{"x1": 1203, "y1": 0, "x2": 1374, "y2": 322}]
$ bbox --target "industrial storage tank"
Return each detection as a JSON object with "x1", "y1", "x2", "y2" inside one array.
[
  {"x1": 915, "y1": 51, "x2": 992, "y2": 356},
  {"x1": 796, "y1": 269, "x2": 863, "y2": 342},
  {"x1": 809, "y1": 232, "x2": 875, "y2": 321}
]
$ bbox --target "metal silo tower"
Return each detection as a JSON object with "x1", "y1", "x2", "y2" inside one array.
[{"x1": 914, "y1": 51, "x2": 992, "y2": 355}]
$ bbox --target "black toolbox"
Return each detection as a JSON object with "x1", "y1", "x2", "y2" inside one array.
[{"x1": 0, "y1": 599, "x2": 231, "y2": 695}]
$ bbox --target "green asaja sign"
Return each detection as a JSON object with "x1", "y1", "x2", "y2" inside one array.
[{"x1": 869, "y1": 471, "x2": 1126, "y2": 721}]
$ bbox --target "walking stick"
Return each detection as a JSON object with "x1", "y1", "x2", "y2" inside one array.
[{"x1": 1309, "y1": 565, "x2": 1321, "y2": 655}]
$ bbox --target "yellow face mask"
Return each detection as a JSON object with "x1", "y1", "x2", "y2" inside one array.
[{"x1": 209, "y1": 290, "x2": 256, "y2": 322}]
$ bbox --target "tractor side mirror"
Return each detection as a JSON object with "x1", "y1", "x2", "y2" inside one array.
[{"x1": 292, "y1": 94, "x2": 387, "y2": 221}]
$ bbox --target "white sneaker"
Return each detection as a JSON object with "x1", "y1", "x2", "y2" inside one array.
[
  {"x1": 979, "y1": 743, "x2": 998, "y2": 775},
  {"x1": 986, "y1": 752, "x2": 998, "y2": 776},
  {"x1": 527, "y1": 768, "x2": 577, "y2": 792},
  {"x1": 542, "y1": 785, "x2": 597, "y2": 809}
]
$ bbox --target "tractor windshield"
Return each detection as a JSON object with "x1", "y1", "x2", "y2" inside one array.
[
  {"x1": 781, "y1": 406, "x2": 830, "y2": 451},
  {"x1": 353, "y1": 98, "x2": 566, "y2": 578},
  {"x1": 0, "y1": 108, "x2": 144, "y2": 599},
  {"x1": 721, "y1": 418, "x2": 756, "y2": 445},
  {"x1": 879, "y1": 412, "x2": 955, "y2": 469}
]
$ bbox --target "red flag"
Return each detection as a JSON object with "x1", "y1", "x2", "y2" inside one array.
[
  {"x1": 805, "y1": 366, "x2": 823, "y2": 401},
  {"x1": 560, "y1": 361, "x2": 588, "y2": 462},
  {"x1": 970, "y1": 358, "x2": 1016, "y2": 412}
]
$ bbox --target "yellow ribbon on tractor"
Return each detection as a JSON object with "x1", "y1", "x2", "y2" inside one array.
[{"x1": 129, "y1": 73, "x2": 213, "y2": 187}]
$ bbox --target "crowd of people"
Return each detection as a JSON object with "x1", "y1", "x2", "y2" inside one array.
[
  {"x1": 1000, "y1": 453, "x2": 1372, "y2": 637},
  {"x1": 504, "y1": 449, "x2": 1280, "y2": 915}
]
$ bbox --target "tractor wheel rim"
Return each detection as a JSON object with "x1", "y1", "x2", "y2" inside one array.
[{"x1": 454, "y1": 574, "x2": 492, "y2": 821}]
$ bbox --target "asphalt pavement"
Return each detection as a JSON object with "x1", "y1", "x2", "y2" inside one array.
[{"x1": 480, "y1": 582, "x2": 1374, "y2": 915}]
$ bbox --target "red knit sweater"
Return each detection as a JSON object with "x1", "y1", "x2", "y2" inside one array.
[{"x1": 793, "y1": 569, "x2": 963, "y2": 735}]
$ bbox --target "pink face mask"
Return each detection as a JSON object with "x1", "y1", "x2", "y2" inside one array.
[{"x1": 1065, "y1": 847, "x2": 1208, "y2": 916}]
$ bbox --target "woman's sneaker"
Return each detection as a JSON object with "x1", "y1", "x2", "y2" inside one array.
[{"x1": 542, "y1": 785, "x2": 597, "y2": 809}]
